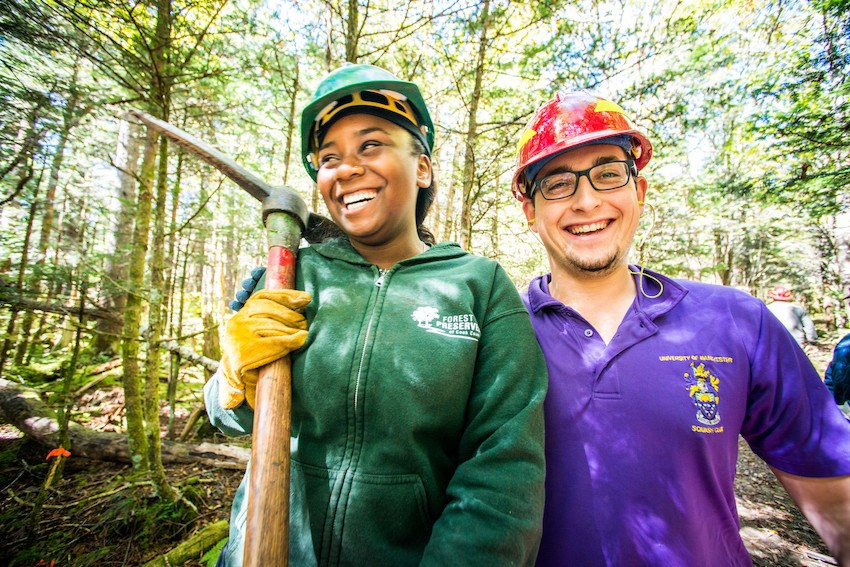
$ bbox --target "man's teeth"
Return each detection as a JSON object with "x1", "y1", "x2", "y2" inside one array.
[
  {"x1": 343, "y1": 190, "x2": 377, "y2": 206},
  {"x1": 568, "y1": 221, "x2": 608, "y2": 235}
]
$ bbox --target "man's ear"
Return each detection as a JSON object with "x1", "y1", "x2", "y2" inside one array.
[
  {"x1": 636, "y1": 176, "x2": 648, "y2": 209},
  {"x1": 417, "y1": 154, "x2": 432, "y2": 188},
  {"x1": 521, "y1": 196, "x2": 538, "y2": 233}
]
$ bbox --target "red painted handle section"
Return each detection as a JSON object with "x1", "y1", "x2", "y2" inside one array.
[
  {"x1": 265, "y1": 247, "x2": 297, "y2": 290},
  {"x1": 244, "y1": 243, "x2": 299, "y2": 567}
]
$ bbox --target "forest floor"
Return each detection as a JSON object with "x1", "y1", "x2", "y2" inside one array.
[{"x1": 0, "y1": 334, "x2": 846, "y2": 566}]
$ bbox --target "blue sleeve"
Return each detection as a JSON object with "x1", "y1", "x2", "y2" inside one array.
[
  {"x1": 826, "y1": 335, "x2": 850, "y2": 405},
  {"x1": 204, "y1": 370, "x2": 255, "y2": 437}
]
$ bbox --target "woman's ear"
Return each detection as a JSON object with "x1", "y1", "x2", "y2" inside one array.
[{"x1": 417, "y1": 154, "x2": 432, "y2": 188}]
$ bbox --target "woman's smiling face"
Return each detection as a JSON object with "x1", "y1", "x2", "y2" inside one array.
[{"x1": 316, "y1": 113, "x2": 431, "y2": 249}]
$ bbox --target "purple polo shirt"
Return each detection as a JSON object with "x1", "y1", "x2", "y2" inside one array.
[{"x1": 524, "y1": 266, "x2": 850, "y2": 566}]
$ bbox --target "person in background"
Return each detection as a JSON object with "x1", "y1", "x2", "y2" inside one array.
[
  {"x1": 765, "y1": 285, "x2": 818, "y2": 348},
  {"x1": 205, "y1": 63, "x2": 547, "y2": 567},
  {"x1": 826, "y1": 332, "x2": 850, "y2": 416},
  {"x1": 511, "y1": 89, "x2": 850, "y2": 566}
]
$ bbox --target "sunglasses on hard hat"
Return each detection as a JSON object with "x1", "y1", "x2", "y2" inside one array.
[
  {"x1": 315, "y1": 90, "x2": 420, "y2": 131},
  {"x1": 310, "y1": 90, "x2": 425, "y2": 167}
]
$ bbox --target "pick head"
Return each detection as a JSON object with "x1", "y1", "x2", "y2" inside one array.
[{"x1": 263, "y1": 186, "x2": 309, "y2": 230}]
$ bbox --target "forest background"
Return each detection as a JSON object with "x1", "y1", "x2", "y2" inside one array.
[{"x1": 0, "y1": 0, "x2": 848, "y2": 565}]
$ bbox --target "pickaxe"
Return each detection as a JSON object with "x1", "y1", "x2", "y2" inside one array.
[{"x1": 127, "y1": 109, "x2": 310, "y2": 566}]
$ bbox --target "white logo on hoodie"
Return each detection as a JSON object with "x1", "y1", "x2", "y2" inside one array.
[{"x1": 411, "y1": 306, "x2": 480, "y2": 342}]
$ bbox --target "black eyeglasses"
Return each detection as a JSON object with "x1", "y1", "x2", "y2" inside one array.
[{"x1": 531, "y1": 159, "x2": 637, "y2": 200}]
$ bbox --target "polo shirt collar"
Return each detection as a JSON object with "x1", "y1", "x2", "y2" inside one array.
[{"x1": 525, "y1": 264, "x2": 688, "y2": 321}]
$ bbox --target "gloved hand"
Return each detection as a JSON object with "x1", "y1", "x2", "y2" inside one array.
[
  {"x1": 219, "y1": 288, "x2": 311, "y2": 409},
  {"x1": 229, "y1": 266, "x2": 267, "y2": 311}
]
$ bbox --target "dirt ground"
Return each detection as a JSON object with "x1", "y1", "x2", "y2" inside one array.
[
  {"x1": 0, "y1": 336, "x2": 845, "y2": 566},
  {"x1": 0, "y1": 429, "x2": 837, "y2": 567}
]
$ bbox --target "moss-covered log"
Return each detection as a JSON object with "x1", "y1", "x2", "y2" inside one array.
[
  {"x1": 0, "y1": 378, "x2": 247, "y2": 469},
  {"x1": 141, "y1": 519, "x2": 229, "y2": 567}
]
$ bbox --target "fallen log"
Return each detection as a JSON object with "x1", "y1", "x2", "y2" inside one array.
[
  {"x1": 178, "y1": 403, "x2": 207, "y2": 442},
  {"x1": 160, "y1": 339, "x2": 220, "y2": 374},
  {"x1": 0, "y1": 378, "x2": 248, "y2": 469},
  {"x1": 0, "y1": 292, "x2": 119, "y2": 323},
  {"x1": 88, "y1": 357, "x2": 122, "y2": 376},
  {"x1": 142, "y1": 519, "x2": 229, "y2": 567},
  {"x1": 74, "y1": 358, "x2": 123, "y2": 397}
]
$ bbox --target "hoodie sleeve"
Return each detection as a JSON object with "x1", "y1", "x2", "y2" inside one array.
[
  {"x1": 420, "y1": 264, "x2": 547, "y2": 567},
  {"x1": 204, "y1": 369, "x2": 255, "y2": 437}
]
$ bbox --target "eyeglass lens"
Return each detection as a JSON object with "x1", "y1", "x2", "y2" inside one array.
[{"x1": 537, "y1": 161, "x2": 633, "y2": 200}]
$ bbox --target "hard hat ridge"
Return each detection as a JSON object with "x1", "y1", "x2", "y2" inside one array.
[
  {"x1": 511, "y1": 90, "x2": 653, "y2": 200},
  {"x1": 301, "y1": 63, "x2": 435, "y2": 181}
]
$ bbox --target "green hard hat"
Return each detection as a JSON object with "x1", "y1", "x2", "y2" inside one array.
[{"x1": 300, "y1": 63, "x2": 435, "y2": 180}]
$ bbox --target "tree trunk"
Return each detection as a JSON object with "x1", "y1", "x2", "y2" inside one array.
[
  {"x1": 28, "y1": 60, "x2": 89, "y2": 351},
  {"x1": 713, "y1": 228, "x2": 732, "y2": 286},
  {"x1": 0, "y1": 161, "x2": 38, "y2": 374},
  {"x1": 140, "y1": 0, "x2": 178, "y2": 501},
  {"x1": 201, "y1": 311, "x2": 221, "y2": 379},
  {"x1": 121, "y1": 125, "x2": 159, "y2": 472},
  {"x1": 93, "y1": 118, "x2": 141, "y2": 354},
  {"x1": 0, "y1": 293, "x2": 121, "y2": 322},
  {"x1": 145, "y1": 132, "x2": 177, "y2": 500},
  {"x1": 167, "y1": 239, "x2": 189, "y2": 439},
  {"x1": 439, "y1": 140, "x2": 461, "y2": 243},
  {"x1": 344, "y1": 0, "x2": 360, "y2": 62},
  {"x1": 459, "y1": 0, "x2": 491, "y2": 251},
  {"x1": 835, "y1": 210, "x2": 850, "y2": 327},
  {"x1": 282, "y1": 61, "x2": 299, "y2": 187},
  {"x1": 0, "y1": 378, "x2": 250, "y2": 469}
]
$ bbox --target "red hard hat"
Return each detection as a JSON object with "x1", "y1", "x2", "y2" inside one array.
[
  {"x1": 512, "y1": 90, "x2": 653, "y2": 200},
  {"x1": 768, "y1": 286, "x2": 794, "y2": 301}
]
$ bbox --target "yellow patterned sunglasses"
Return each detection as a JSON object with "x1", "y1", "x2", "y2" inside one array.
[{"x1": 311, "y1": 90, "x2": 423, "y2": 163}]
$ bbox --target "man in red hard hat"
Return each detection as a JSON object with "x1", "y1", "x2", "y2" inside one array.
[
  {"x1": 513, "y1": 90, "x2": 850, "y2": 566},
  {"x1": 766, "y1": 285, "x2": 818, "y2": 348}
]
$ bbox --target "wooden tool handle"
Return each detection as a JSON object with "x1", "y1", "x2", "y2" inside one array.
[
  {"x1": 244, "y1": 355, "x2": 292, "y2": 566},
  {"x1": 244, "y1": 212, "x2": 301, "y2": 567}
]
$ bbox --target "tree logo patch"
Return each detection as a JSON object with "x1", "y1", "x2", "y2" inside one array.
[{"x1": 411, "y1": 307, "x2": 480, "y2": 342}]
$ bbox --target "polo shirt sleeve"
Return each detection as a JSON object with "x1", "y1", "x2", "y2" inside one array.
[{"x1": 741, "y1": 302, "x2": 850, "y2": 477}]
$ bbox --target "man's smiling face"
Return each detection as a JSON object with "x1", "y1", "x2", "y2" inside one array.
[{"x1": 522, "y1": 143, "x2": 647, "y2": 279}]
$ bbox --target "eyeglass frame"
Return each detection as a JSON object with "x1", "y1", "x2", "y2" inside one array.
[{"x1": 529, "y1": 159, "x2": 638, "y2": 200}]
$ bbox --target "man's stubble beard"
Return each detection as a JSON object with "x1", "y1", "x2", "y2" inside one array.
[{"x1": 556, "y1": 238, "x2": 634, "y2": 278}]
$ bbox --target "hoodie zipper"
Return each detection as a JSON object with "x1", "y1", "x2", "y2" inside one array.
[
  {"x1": 354, "y1": 267, "x2": 388, "y2": 414},
  {"x1": 375, "y1": 268, "x2": 388, "y2": 287}
]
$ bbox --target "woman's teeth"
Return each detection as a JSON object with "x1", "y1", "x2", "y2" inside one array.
[{"x1": 343, "y1": 190, "x2": 377, "y2": 210}]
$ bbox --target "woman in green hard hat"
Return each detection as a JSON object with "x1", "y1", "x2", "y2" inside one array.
[{"x1": 205, "y1": 63, "x2": 547, "y2": 566}]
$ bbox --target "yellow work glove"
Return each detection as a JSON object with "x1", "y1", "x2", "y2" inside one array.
[{"x1": 219, "y1": 289, "x2": 311, "y2": 409}]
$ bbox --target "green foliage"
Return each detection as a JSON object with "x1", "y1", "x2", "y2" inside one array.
[
  {"x1": 203, "y1": 537, "x2": 228, "y2": 567},
  {"x1": 10, "y1": 358, "x2": 65, "y2": 384},
  {"x1": 69, "y1": 547, "x2": 112, "y2": 567},
  {"x1": 6, "y1": 530, "x2": 73, "y2": 567},
  {"x1": 0, "y1": 0, "x2": 844, "y2": 351},
  {"x1": 91, "y1": 487, "x2": 199, "y2": 549},
  {"x1": 747, "y1": 0, "x2": 850, "y2": 218},
  {"x1": 0, "y1": 438, "x2": 26, "y2": 470}
]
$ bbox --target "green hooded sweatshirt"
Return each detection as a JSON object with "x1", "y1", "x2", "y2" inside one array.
[{"x1": 206, "y1": 238, "x2": 547, "y2": 567}]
